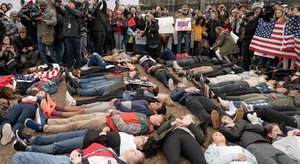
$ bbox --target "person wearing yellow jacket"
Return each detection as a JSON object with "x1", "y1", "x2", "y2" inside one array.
[{"x1": 192, "y1": 16, "x2": 207, "y2": 56}]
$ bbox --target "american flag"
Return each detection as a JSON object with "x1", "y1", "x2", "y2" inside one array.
[
  {"x1": 249, "y1": 18, "x2": 297, "y2": 61},
  {"x1": 282, "y1": 16, "x2": 300, "y2": 68}
]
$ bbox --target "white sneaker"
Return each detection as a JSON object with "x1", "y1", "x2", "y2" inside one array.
[
  {"x1": 66, "y1": 91, "x2": 76, "y2": 106},
  {"x1": 228, "y1": 101, "x2": 237, "y2": 113},
  {"x1": 80, "y1": 64, "x2": 90, "y2": 71},
  {"x1": 173, "y1": 61, "x2": 181, "y2": 70},
  {"x1": 218, "y1": 97, "x2": 230, "y2": 109},
  {"x1": 247, "y1": 112, "x2": 262, "y2": 125},
  {"x1": 168, "y1": 79, "x2": 175, "y2": 91},
  {"x1": 1, "y1": 123, "x2": 15, "y2": 145}
]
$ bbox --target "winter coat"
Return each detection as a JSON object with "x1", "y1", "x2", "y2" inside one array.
[{"x1": 213, "y1": 30, "x2": 239, "y2": 56}]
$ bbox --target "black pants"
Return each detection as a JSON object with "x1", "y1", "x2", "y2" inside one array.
[
  {"x1": 76, "y1": 91, "x2": 124, "y2": 106},
  {"x1": 242, "y1": 39, "x2": 252, "y2": 71},
  {"x1": 185, "y1": 95, "x2": 226, "y2": 123},
  {"x1": 94, "y1": 31, "x2": 106, "y2": 54},
  {"x1": 222, "y1": 87, "x2": 260, "y2": 97},
  {"x1": 155, "y1": 71, "x2": 180, "y2": 87},
  {"x1": 209, "y1": 81, "x2": 250, "y2": 97},
  {"x1": 246, "y1": 107, "x2": 298, "y2": 128},
  {"x1": 80, "y1": 67, "x2": 117, "y2": 78},
  {"x1": 162, "y1": 129, "x2": 207, "y2": 164}
]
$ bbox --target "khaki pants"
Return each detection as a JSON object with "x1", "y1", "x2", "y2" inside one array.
[
  {"x1": 190, "y1": 66, "x2": 214, "y2": 74},
  {"x1": 83, "y1": 102, "x2": 115, "y2": 114},
  {"x1": 44, "y1": 113, "x2": 107, "y2": 133},
  {"x1": 240, "y1": 94, "x2": 268, "y2": 102}
]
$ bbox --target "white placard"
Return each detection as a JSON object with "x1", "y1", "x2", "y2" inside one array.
[
  {"x1": 106, "y1": 0, "x2": 116, "y2": 10},
  {"x1": 156, "y1": 17, "x2": 174, "y2": 34},
  {"x1": 119, "y1": 0, "x2": 139, "y2": 6},
  {"x1": 175, "y1": 18, "x2": 192, "y2": 31}
]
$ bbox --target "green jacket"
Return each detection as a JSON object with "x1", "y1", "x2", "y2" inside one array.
[{"x1": 212, "y1": 31, "x2": 239, "y2": 56}]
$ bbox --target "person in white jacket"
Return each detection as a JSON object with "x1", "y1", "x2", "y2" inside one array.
[
  {"x1": 264, "y1": 123, "x2": 300, "y2": 164},
  {"x1": 204, "y1": 131, "x2": 258, "y2": 164}
]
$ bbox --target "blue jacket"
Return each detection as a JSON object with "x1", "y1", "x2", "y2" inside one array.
[
  {"x1": 114, "y1": 99, "x2": 154, "y2": 117},
  {"x1": 171, "y1": 87, "x2": 206, "y2": 105},
  {"x1": 205, "y1": 143, "x2": 258, "y2": 164}
]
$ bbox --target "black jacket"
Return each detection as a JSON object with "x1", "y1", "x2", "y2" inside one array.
[
  {"x1": 220, "y1": 119, "x2": 269, "y2": 148},
  {"x1": 207, "y1": 19, "x2": 221, "y2": 41},
  {"x1": 143, "y1": 21, "x2": 159, "y2": 46},
  {"x1": 93, "y1": 1, "x2": 107, "y2": 31},
  {"x1": 56, "y1": 5, "x2": 82, "y2": 38},
  {"x1": 13, "y1": 36, "x2": 36, "y2": 54}
]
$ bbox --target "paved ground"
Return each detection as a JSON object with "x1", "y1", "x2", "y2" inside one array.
[{"x1": 0, "y1": 64, "x2": 216, "y2": 164}]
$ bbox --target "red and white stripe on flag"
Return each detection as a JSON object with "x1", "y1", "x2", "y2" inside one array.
[{"x1": 249, "y1": 21, "x2": 297, "y2": 60}]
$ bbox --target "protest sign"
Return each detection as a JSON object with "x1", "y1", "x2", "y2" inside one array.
[
  {"x1": 175, "y1": 18, "x2": 192, "y2": 31},
  {"x1": 119, "y1": 0, "x2": 139, "y2": 6},
  {"x1": 156, "y1": 17, "x2": 174, "y2": 34}
]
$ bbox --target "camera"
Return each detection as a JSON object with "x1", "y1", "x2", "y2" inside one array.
[{"x1": 30, "y1": 3, "x2": 42, "y2": 20}]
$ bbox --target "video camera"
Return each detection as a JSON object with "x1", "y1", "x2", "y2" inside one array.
[{"x1": 17, "y1": 2, "x2": 41, "y2": 20}]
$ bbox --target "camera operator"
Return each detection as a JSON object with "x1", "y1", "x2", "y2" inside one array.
[
  {"x1": 55, "y1": 0, "x2": 82, "y2": 77},
  {"x1": 35, "y1": 1, "x2": 57, "y2": 64},
  {"x1": 18, "y1": 1, "x2": 37, "y2": 44}
]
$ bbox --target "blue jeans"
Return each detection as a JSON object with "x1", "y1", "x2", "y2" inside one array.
[
  {"x1": 79, "y1": 76, "x2": 106, "y2": 84},
  {"x1": 0, "y1": 104, "x2": 36, "y2": 134},
  {"x1": 13, "y1": 152, "x2": 70, "y2": 164},
  {"x1": 165, "y1": 58, "x2": 195, "y2": 67},
  {"x1": 54, "y1": 40, "x2": 65, "y2": 64},
  {"x1": 79, "y1": 80, "x2": 112, "y2": 89},
  {"x1": 78, "y1": 80, "x2": 119, "y2": 96},
  {"x1": 28, "y1": 129, "x2": 87, "y2": 154},
  {"x1": 177, "y1": 31, "x2": 191, "y2": 54},
  {"x1": 64, "y1": 37, "x2": 81, "y2": 69},
  {"x1": 88, "y1": 54, "x2": 106, "y2": 67},
  {"x1": 159, "y1": 48, "x2": 176, "y2": 60},
  {"x1": 37, "y1": 37, "x2": 57, "y2": 64}
]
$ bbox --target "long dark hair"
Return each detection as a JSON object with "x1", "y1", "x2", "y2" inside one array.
[{"x1": 195, "y1": 16, "x2": 206, "y2": 26}]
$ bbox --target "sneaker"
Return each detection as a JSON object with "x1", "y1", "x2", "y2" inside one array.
[
  {"x1": 191, "y1": 78, "x2": 202, "y2": 89},
  {"x1": 12, "y1": 140, "x2": 27, "y2": 151},
  {"x1": 218, "y1": 97, "x2": 230, "y2": 109},
  {"x1": 247, "y1": 112, "x2": 262, "y2": 125},
  {"x1": 234, "y1": 108, "x2": 244, "y2": 121},
  {"x1": 240, "y1": 101, "x2": 251, "y2": 112},
  {"x1": 168, "y1": 79, "x2": 175, "y2": 91},
  {"x1": 210, "y1": 110, "x2": 220, "y2": 130},
  {"x1": 24, "y1": 118, "x2": 43, "y2": 132},
  {"x1": 15, "y1": 130, "x2": 30, "y2": 146},
  {"x1": 66, "y1": 91, "x2": 76, "y2": 106},
  {"x1": 204, "y1": 84, "x2": 209, "y2": 98},
  {"x1": 66, "y1": 82, "x2": 77, "y2": 96},
  {"x1": 1, "y1": 123, "x2": 15, "y2": 145},
  {"x1": 36, "y1": 105, "x2": 48, "y2": 125},
  {"x1": 172, "y1": 61, "x2": 181, "y2": 70}
]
